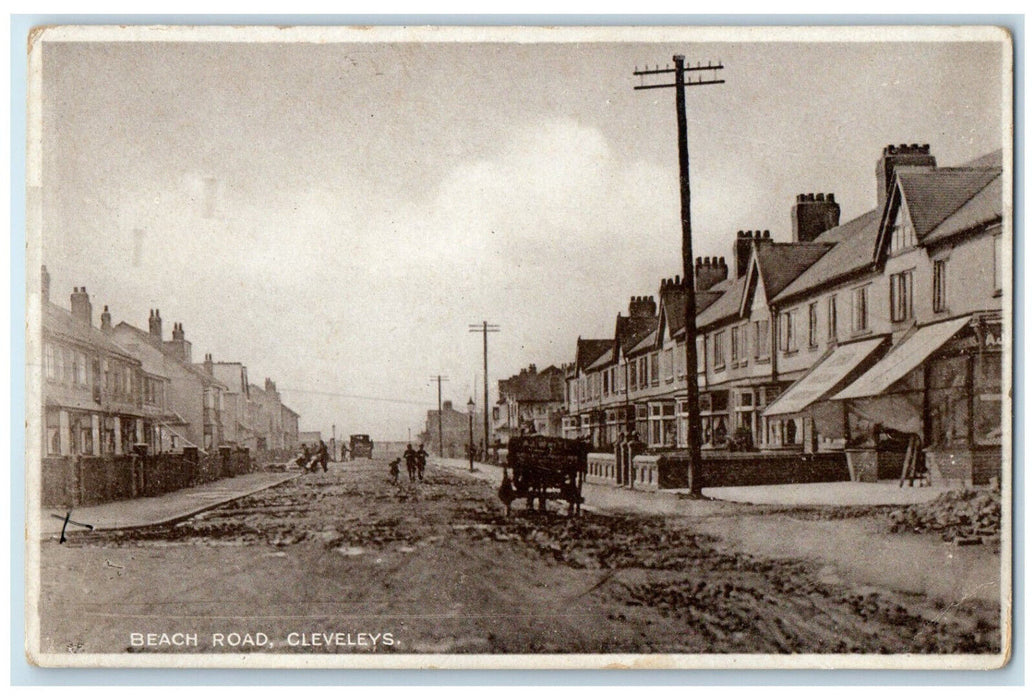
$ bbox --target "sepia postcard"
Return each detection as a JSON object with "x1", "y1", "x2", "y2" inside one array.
[{"x1": 24, "y1": 24, "x2": 1013, "y2": 670}]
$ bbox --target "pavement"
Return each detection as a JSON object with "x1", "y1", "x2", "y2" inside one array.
[
  {"x1": 39, "y1": 469, "x2": 301, "y2": 537},
  {"x1": 433, "y1": 457, "x2": 960, "y2": 509}
]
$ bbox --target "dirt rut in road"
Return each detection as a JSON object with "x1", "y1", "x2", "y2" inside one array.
[{"x1": 55, "y1": 463, "x2": 1000, "y2": 655}]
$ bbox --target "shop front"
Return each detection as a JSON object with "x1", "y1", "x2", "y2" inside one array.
[{"x1": 833, "y1": 314, "x2": 1002, "y2": 486}]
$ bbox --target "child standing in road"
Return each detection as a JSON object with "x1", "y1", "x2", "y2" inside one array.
[
  {"x1": 389, "y1": 458, "x2": 401, "y2": 484},
  {"x1": 416, "y1": 444, "x2": 428, "y2": 482}
]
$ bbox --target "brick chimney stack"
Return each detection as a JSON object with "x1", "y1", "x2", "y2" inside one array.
[
  {"x1": 70, "y1": 287, "x2": 92, "y2": 327},
  {"x1": 203, "y1": 352, "x2": 214, "y2": 375},
  {"x1": 628, "y1": 295, "x2": 657, "y2": 318},
  {"x1": 876, "y1": 143, "x2": 936, "y2": 208},
  {"x1": 41, "y1": 265, "x2": 50, "y2": 303},
  {"x1": 100, "y1": 305, "x2": 112, "y2": 333},
  {"x1": 792, "y1": 192, "x2": 841, "y2": 242},
  {"x1": 733, "y1": 230, "x2": 771, "y2": 278},
  {"x1": 149, "y1": 309, "x2": 163, "y2": 343},
  {"x1": 163, "y1": 322, "x2": 192, "y2": 363},
  {"x1": 694, "y1": 256, "x2": 729, "y2": 290}
]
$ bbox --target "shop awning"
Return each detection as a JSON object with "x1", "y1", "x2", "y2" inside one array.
[
  {"x1": 763, "y1": 337, "x2": 887, "y2": 416},
  {"x1": 832, "y1": 316, "x2": 972, "y2": 401}
]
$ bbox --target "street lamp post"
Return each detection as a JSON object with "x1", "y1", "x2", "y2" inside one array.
[{"x1": 467, "y1": 397, "x2": 476, "y2": 472}]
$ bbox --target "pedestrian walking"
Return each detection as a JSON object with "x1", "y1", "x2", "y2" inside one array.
[
  {"x1": 404, "y1": 443, "x2": 417, "y2": 482},
  {"x1": 389, "y1": 458, "x2": 401, "y2": 484},
  {"x1": 416, "y1": 443, "x2": 428, "y2": 482},
  {"x1": 318, "y1": 439, "x2": 330, "y2": 473}
]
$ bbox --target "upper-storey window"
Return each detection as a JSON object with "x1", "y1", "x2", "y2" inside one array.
[
  {"x1": 993, "y1": 233, "x2": 1003, "y2": 294},
  {"x1": 779, "y1": 310, "x2": 798, "y2": 353},
  {"x1": 827, "y1": 295, "x2": 837, "y2": 342},
  {"x1": 808, "y1": 302, "x2": 819, "y2": 348},
  {"x1": 754, "y1": 319, "x2": 770, "y2": 360},
  {"x1": 852, "y1": 285, "x2": 869, "y2": 333},
  {"x1": 650, "y1": 352, "x2": 659, "y2": 386},
  {"x1": 933, "y1": 259, "x2": 948, "y2": 313},
  {"x1": 713, "y1": 330, "x2": 726, "y2": 369},
  {"x1": 889, "y1": 206, "x2": 917, "y2": 253},
  {"x1": 890, "y1": 269, "x2": 914, "y2": 323}
]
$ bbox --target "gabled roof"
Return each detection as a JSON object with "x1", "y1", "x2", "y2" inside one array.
[
  {"x1": 574, "y1": 338, "x2": 612, "y2": 372},
  {"x1": 587, "y1": 346, "x2": 615, "y2": 371},
  {"x1": 616, "y1": 312, "x2": 657, "y2": 356},
  {"x1": 628, "y1": 329, "x2": 658, "y2": 356},
  {"x1": 696, "y1": 275, "x2": 747, "y2": 329},
  {"x1": 114, "y1": 322, "x2": 227, "y2": 388},
  {"x1": 44, "y1": 302, "x2": 139, "y2": 363},
  {"x1": 756, "y1": 242, "x2": 835, "y2": 301},
  {"x1": 896, "y1": 168, "x2": 1001, "y2": 240},
  {"x1": 924, "y1": 172, "x2": 1002, "y2": 244},
  {"x1": 656, "y1": 284, "x2": 724, "y2": 341},
  {"x1": 772, "y1": 209, "x2": 882, "y2": 304}
]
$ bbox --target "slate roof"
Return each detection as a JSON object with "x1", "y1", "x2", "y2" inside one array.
[
  {"x1": 44, "y1": 302, "x2": 139, "y2": 362},
  {"x1": 696, "y1": 275, "x2": 747, "y2": 329},
  {"x1": 498, "y1": 365, "x2": 565, "y2": 403},
  {"x1": 658, "y1": 284, "x2": 724, "y2": 339},
  {"x1": 755, "y1": 242, "x2": 836, "y2": 301},
  {"x1": 923, "y1": 172, "x2": 1002, "y2": 244},
  {"x1": 897, "y1": 168, "x2": 1001, "y2": 239},
  {"x1": 575, "y1": 338, "x2": 612, "y2": 372},
  {"x1": 628, "y1": 329, "x2": 658, "y2": 356},
  {"x1": 772, "y1": 209, "x2": 882, "y2": 304},
  {"x1": 115, "y1": 322, "x2": 227, "y2": 388},
  {"x1": 616, "y1": 313, "x2": 657, "y2": 356}
]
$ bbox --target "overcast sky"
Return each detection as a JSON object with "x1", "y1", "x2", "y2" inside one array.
[{"x1": 40, "y1": 33, "x2": 1005, "y2": 440}]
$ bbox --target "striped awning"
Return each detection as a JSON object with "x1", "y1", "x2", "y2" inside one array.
[
  {"x1": 833, "y1": 316, "x2": 972, "y2": 401},
  {"x1": 764, "y1": 337, "x2": 887, "y2": 416}
]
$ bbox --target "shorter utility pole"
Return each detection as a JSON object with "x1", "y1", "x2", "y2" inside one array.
[
  {"x1": 429, "y1": 375, "x2": 449, "y2": 457},
  {"x1": 468, "y1": 321, "x2": 500, "y2": 454}
]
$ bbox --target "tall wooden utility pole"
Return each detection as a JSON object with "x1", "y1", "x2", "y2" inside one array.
[
  {"x1": 468, "y1": 321, "x2": 499, "y2": 454},
  {"x1": 429, "y1": 375, "x2": 449, "y2": 457},
  {"x1": 634, "y1": 55, "x2": 724, "y2": 494}
]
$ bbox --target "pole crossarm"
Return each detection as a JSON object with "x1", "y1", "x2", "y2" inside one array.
[
  {"x1": 634, "y1": 62, "x2": 723, "y2": 76},
  {"x1": 634, "y1": 79, "x2": 726, "y2": 90}
]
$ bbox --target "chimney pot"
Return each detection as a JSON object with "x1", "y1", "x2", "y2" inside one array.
[
  {"x1": 695, "y1": 256, "x2": 702, "y2": 266},
  {"x1": 763, "y1": 230, "x2": 770, "y2": 238}
]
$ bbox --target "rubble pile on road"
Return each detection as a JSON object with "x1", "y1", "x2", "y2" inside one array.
[{"x1": 887, "y1": 489, "x2": 1001, "y2": 544}]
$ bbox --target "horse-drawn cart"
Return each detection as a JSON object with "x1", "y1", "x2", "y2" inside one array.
[{"x1": 498, "y1": 435, "x2": 587, "y2": 516}]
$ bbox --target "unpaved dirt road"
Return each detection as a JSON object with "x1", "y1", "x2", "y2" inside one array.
[{"x1": 37, "y1": 459, "x2": 1001, "y2": 656}]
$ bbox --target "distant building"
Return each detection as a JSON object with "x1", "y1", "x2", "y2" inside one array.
[
  {"x1": 111, "y1": 310, "x2": 227, "y2": 452},
  {"x1": 419, "y1": 400, "x2": 485, "y2": 458},
  {"x1": 298, "y1": 430, "x2": 323, "y2": 449},
  {"x1": 493, "y1": 364, "x2": 566, "y2": 441},
  {"x1": 249, "y1": 379, "x2": 287, "y2": 451},
  {"x1": 202, "y1": 358, "x2": 252, "y2": 448},
  {"x1": 281, "y1": 404, "x2": 300, "y2": 451}
]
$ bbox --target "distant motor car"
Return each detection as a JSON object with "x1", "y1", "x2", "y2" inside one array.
[{"x1": 349, "y1": 434, "x2": 374, "y2": 460}]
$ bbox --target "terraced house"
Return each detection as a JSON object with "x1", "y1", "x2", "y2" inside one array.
[
  {"x1": 560, "y1": 144, "x2": 1005, "y2": 487},
  {"x1": 41, "y1": 277, "x2": 157, "y2": 457}
]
